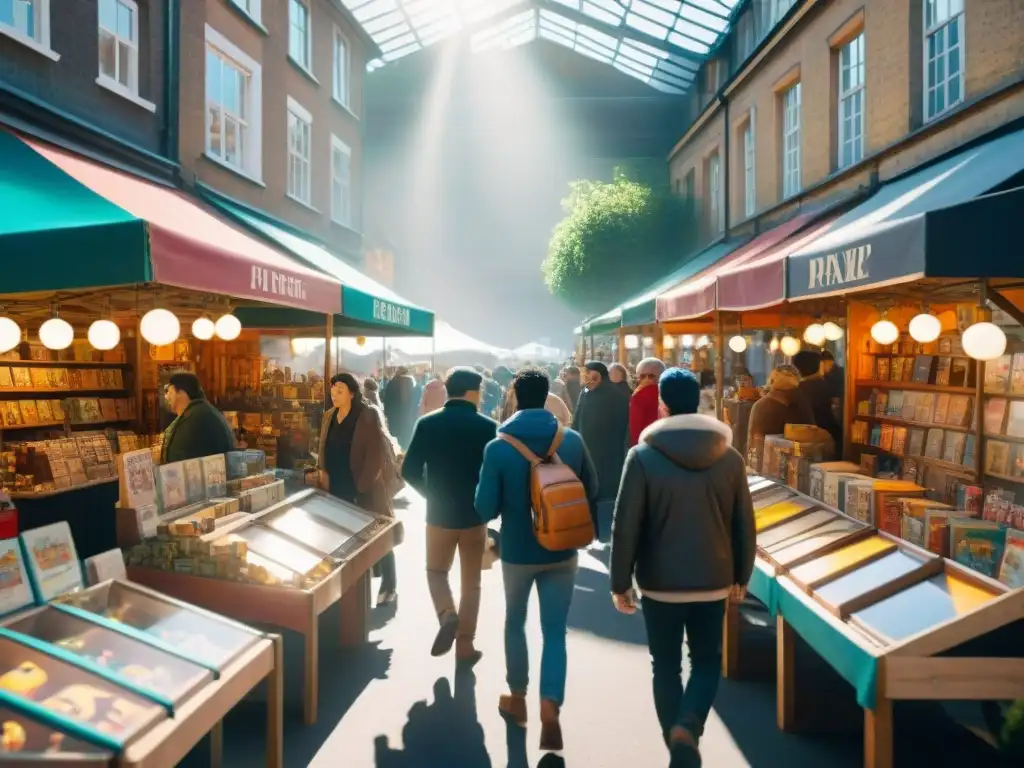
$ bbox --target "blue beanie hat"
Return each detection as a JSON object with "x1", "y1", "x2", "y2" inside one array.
[{"x1": 659, "y1": 367, "x2": 700, "y2": 415}]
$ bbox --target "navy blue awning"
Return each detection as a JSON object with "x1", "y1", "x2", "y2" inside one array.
[{"x1": 787, "y1": 128, "x2": 1024, "y2": 299}]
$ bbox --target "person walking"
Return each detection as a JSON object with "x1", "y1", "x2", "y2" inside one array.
[
  {"x1": 610, "y1": 368, "x2": 756, "y2": 768},
  {"x1": 561, "y1": 366, "x2": 582, "y2": 411},
  {"x1": 383, "y1": 366, "x2": 418, "y2": 451},
  {"x1": 475, "y1": 368, "x2": 599, "y2": 751},
  {"x1": 363, "y1": 377, "x2": 383, "y2": 410},
  {"x1": 402, "y1": 368, "x2": 497, "y2": 663},
  {"x1": 318, "y1": 373, "x2": 399, "y2": 605},
  {"x1": 629, "y1": 357, "x2": 666, "y2": 447},
  {"x1": 161, "y1": 372, "x2": 237, "y2": 463},
  {"x1": 419, "y1": 374, "x2": 447, "y2": 416},
  {"x1": 572, "y1": 361, "x2": 629, "y2": 530},
  {"x1": 793, "y1": 349, "x2": 843, "y2": 451},
  {"x1": 609, "y1": 362, "x2": 634, "y2": 398},
  {"x1": 500, "y1": 384, "x2": 572, "y2": 427}
]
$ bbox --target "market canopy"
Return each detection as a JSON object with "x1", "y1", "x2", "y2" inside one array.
[
  {"x1": 0, "y1": 131, "x2": 342, "y2": 313},
  {"x1": 337, "y1": 320, "x2": 509, "y2": 358},
  {"x1": 206, "y1": 194, "x2": 434, "y2": 337},
  {"x1": 511, "y1": 341, "x2": 563, "y2": 361},
  {"x1": 787, "y1": 127, "x2": 1024, "y2": 300}
]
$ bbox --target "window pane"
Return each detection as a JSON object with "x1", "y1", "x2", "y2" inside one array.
[
  {"x1": 206, "y1": 51, "x2": 221, "y2": 103},
  {"x1": 99, "y1": 30, "x2": 117, "y2": 78},
  {"x1": 208, "y1": 106, "x2": 222, "y2": 156},
  {"x1": 117, "y1": 1, "x2": 133, "y2": 40},
  {"x1": 117, "y1": 40, "x2": 131, "y2": 85},
  {"x1": 222, "y1": 66, "x2": 239, "y2": 113},
  {"x1": 99, "y1": 0, "x2": 116, "y2": 31},
  {"x1": 224, "y1": 118, "x2": 239, "y2": 166}
]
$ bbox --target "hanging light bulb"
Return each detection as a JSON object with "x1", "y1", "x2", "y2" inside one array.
[
  {"x1": 214, "y1": 313, "x2": 242, "y2": 341},
  {"x1": 39, "y1": 317, "x2": 74, "y2": 350},
  {"x1": 0, "y1": 317, "x2": 21, "y2": 354},
  {"x1": 769, "y1": 336, "x2": 779, "y2": 353},
  {"x1": 87, "y1": 319, "x2": 120, "y2": 350},
  {"x1": 780, "y1": 335, "x2": 801, "y2": 357},
  {"x1": 642, "y1": 336, "x2": 654, "y2": 348},
  {"x1": 729, "y1": 335, "x2": 747, "y2": 353},
  {"x1": 908, "y1": 312, "x2": 942, "y2": 343},
  {"x1": 870, "y1": 319, "x2": 900, "y2": 346},
  {"x1": 681, "y1": 334, "x2": 694, "y2": 348},
  {"x1": 697, "y1": 335, "x2": 710, "y2": 348},
  {"x1": 962, "y1": 321, "x2": 1007, "y2": 361},
  {"x1": 662, "y1": 335, "x2": 676, "y2": 350},
  {"x1": 803, "y1": 323, "x2": 826, "y2": 346},
  {"x1": 140, "y1": 308, "x2": 180, "y2": 346},
  {"x1": 192, "y1": 317, "x2": 215, "y2": 341},
  {"x1": 624, "y1": 334, "x2": 639, "y2": 350},
  {"x1": 822, "y1": 321, "x2": 844, "y2": 341}
]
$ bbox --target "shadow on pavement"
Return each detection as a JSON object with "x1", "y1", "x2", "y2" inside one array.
[
  {"x1": 505, "y1": 718, "x2": 568, "y2": 768},
  {"x1": 375, "y1": 670, "x2": 492, "y2": 768},
  {"x1": 567, "y1": 562, "x2": 648, "y2": 645}
]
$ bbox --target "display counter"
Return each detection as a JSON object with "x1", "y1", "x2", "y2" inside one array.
[
  {"x1": 1, "y1": 579, "x2": 282, "y2": 767},
  {"x1": 127, "y1": 487, "x2": 402, "y2": 725},
  {"x1": 729, "y1": 474, "x2": 1024, "y2": 768}
]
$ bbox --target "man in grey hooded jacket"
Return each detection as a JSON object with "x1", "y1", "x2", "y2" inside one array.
[{"x1": 609, "y1": 367, "x2": 755, "y2": 768}]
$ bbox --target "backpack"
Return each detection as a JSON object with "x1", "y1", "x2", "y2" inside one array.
[{"x1": 498, "y1": 426, "x2": 594, "y2": 551}]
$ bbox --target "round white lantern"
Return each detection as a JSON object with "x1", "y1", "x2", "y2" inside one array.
[
  {"x1": 780, "y1": 335, "x2": 801, "y2": 357},
  {"x1": 697, "y1": 335, "x2": 710, "y2": 348},
  {"x1": 39, "y1": 318, "x2": 74, "y2": 350},
  {"x1": 0, "y1": 317, "x2": 21, "y2": 353},
  {"x1": 642, "y1": 336, "x2": 654, "y2": 348},
  {"x1": 214, "y1": 314, "x2": 242, "y2": 341},
  {"x1": 87, "y1": 319, "x2": 120, "y2": 350},
  {"x1": 191, "y1": 317, "x2": 215, "y2": 341},
  {"x1": 870, "y1": 319, "x2": 900, "y2": 346},
  {"x1": 769, "y1": 336, "x2": 780, "y2": 353},
  {"x1": 803, "y1": 323, "x2": 826, "y2": 346},
  {"x1": 662, "y1": 335, "x2": 676, "y2": 350},
  {"x1": 908, "y1": 313, "x2": 942, "y2": 343},
  {"x1": 823, "y1": 321, "x2": 844, "y2": 341},
  {"x1": 962, "y1": 321, "x2": 1007, "y2": 361},
  {"x1": 140, "y1": 308, "x2": 180, "y2": 346},
  {"x1": 681, "y1": 335, "x2": 695, "y2": 348},
  {"x1": 729, "y1": 335, "x2": 747, "y2": 353}
]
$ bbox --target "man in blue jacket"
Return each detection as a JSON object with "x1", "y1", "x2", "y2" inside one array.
[{"x1": 475, "y1": 367, "x2": 599, "y2": 752}]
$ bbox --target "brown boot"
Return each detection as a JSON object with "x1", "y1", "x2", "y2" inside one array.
[
  {"x1": 455, "y1": 639, "x2": 483, "y2": 667},
  {"x1": 498, "y1": 693, "x2": 527, "y2": 726},
  {"x1": 539, "y1": 698, "x2": 563, "y2": 751}
]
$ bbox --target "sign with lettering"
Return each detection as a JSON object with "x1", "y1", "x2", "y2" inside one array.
[
  {"x1": 372, "y1": 298, "x2": 411, "y2": 327},
  {"x1": 341, "y1": 286, "x2": 434, "y2": 335},
  {"x1": 251, "y1": 266, "x2": 308, "y2": 302}
]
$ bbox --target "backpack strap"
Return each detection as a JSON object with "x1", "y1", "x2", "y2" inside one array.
[
  {"x1": 498, "y1": 433, "x2": 542, "y2": 467},
  {"x1": 546, "y1": 425, "x2": 565, "y2": 458}
]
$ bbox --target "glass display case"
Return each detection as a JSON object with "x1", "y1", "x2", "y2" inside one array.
[
  {"x1": 233, "y1": 526, "x2": 332, "y2": 577},
  {"x1": 756, "y1": 508, "x2": 837, "y2": 550},
  {"x1": 766, "y1": 517, "x2": 868, "y2": 566},
  {"x1": 0, "y1": 703, "x2": 112, "y2": 760},
  {"x1": 53, "y1": 581, "x2": 261, "y2": 672}
]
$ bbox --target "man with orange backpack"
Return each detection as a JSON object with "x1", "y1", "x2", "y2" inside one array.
[{"x1": 475, "y1": 367, "x2": 599, "y2": 753}]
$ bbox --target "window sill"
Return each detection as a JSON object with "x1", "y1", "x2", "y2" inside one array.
[
  {"x1": 288, "y1": 56, "x2": 319, "y2": 86},
  {"x1": 331, "y1": 96, "x2": 359, "y2": 121},
  {"x1": 330, "y1": 216, "x2": 361, "y2": 235},
  {"x1": 202, "y1": 151, "x2": 265, "y2": 187},
  {"x1": 924, "y1": 98, "x2": 965, "y2": 126},
  {"x1": 95, "y1": 76, "x2": 156, "y2": 112},
  {"x1": 226, "y1": 2, "x2": 268, "y2": 35},
  {"x1": 287, "y1": 192, "x2": 319, "y2": 213},
  {"x1": 0, "y1": 25, "x2": 60, "y2": 61}
]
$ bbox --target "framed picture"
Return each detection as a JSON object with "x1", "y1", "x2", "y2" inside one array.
[
  {"x1": 0, "y1": 537, "x2": 33, "y2": 616},
  {"x1": 20, "y1": 522, "x2": 83, "y2": 602}
]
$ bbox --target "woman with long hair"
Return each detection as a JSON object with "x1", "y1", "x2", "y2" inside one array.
[{"x1": 318, "y1": 372, "x2": 399, "y2": 605}]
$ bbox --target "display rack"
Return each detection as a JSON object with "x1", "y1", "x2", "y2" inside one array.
[
  {"x1": 127, "y1": 487, "x2": 402, "y2": 725},
  {"x1": 727, "y1": 475, "x2": 1024, "y2": 768}
]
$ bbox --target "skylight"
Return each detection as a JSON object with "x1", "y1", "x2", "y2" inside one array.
[{"x1": 344, "y1": 0, "x2": 737, "y2": 93}]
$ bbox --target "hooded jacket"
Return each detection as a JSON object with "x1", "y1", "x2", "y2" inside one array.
[
  {"x1": 746, "y1": 386, "x2": 816, "y2": 464},
  {"x1": 628, "y1": 382, "x2": 661, "y2": 447},
  {"x1": 609, "y1": 414, "x2": 756, "y2": 596},
  {"x1": 475, "y1": 409, "x2": 599, "y2": 565}
]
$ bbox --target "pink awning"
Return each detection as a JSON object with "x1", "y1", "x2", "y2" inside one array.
[
  {"x1": 27, "y1": 139, "x2": 342, "y2": 314},
  {"x1": 657, "y1": 212, "x2": 819, "y2": 321}
]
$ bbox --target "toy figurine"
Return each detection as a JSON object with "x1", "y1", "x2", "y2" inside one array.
[
  {"x1": 45, "y1": 732, "x2": 65, "y2": 753},
  {"x1": 42, "y1": 684, "x2": 113, "y2": 721},
  {"x1": 97, "y1": 697, "x2": 149, "y2": 733},
  {"x1": 0, "y1": 662, "x2": 48, "y2": 697},
  {"x1": 1, "y1": 721, "x2": 26, "y2": 752}
]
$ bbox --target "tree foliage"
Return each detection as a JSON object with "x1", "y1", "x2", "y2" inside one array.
[{"x1": 543, "y1": 169, "x2": 694, "y2": 315}]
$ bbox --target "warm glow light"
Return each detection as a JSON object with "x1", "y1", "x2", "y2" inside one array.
[
  {"x1": 769, "y1": 337, "x2": 779, "y2": 353},
  {"x1": 356, "y1": 336, "x2": 367, "y2": 348},
  {"x1": 729, "y1": 335, "x2": 747, "y2": 353},
  {"x1": 803, "y1": 323, "x2": 826, "y2": 346},
  {"x1": 215, "y1": 314, "x2": 242, "y2": 341},
  {"x1": 870, "y1": 319, "x2": 900, "y2": 346},
  {"x1": 624, "y1": 334, "x2": 639, "y2": 350},
  {"x1": 780, "y1": 335, "x2": 801, "y2": 357},
  {"x1": 140, "y1": 309, "x2": 180, "y2": 346},
  {"x1": 823, "y1": 321, "x2": 844, "y2": 341},
  {"x1": 642, "y1": 336, "x2": 654, "y2": 348},
  {"x1": 962, "y1": 321, "x2": 1007, "y2": 361},
  {"x1": 663, "y1": 335, "x2": 676, "y2": 350},
  {"x1": 0, "y1": 317, "x2": 21, "y2": 353},
  {"x1": 681, "y1": 335, "x2": 695, "y2": 348},
  {"x1": 191, "y1": 317, "x2": 215, "y2": 341},
  {"x1": 39, "y1": 318, "x2": 74, "y2": 350},
  {"x1": 908, "y1": 313, "x2": 942, "y2": 343},
  {"x1": 697, "y1": 335, "x2": 710, "y2": 348},
  {"x1": 87, "y1": 320, "x2": 120, "y2": 350}
]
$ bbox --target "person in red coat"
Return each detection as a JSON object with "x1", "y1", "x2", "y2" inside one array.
[{"x1": 629, "y1": 357, "x2": 667, "y2": 447}]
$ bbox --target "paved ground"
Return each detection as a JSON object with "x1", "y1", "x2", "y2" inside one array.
[{"x1": 182, "y1": 493, "x2": 1012, "y2": 767}]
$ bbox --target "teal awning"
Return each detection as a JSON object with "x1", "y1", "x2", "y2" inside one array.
[{"x1": 206, "y1": 195, "x2": 434, "y2": 337}]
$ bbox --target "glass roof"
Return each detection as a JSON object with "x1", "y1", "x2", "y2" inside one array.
[{"x1": 343, "y1": 0, "x2": 738, "y2": 94}]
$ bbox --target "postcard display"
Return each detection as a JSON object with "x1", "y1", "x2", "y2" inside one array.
[
  {"x1": 126, "y1": 486, "x2": 402, "y2": 726},
  {"x1": 729, "y1": 474, "x2": 1024, "y2": 768},
  {"x1": 0, "y1": 528, "x2": 283, "y2": 767}
]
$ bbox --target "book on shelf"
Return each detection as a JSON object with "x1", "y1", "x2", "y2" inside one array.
[
  {"x1": 934, "y1": 357, "x2": 952, "y2": 385},
  {"x1": 879, "y1": 424, "x2": 895, "y2": 451},
  {"x1": 924, "y1": 428, "x2": 945, "y2": 459},
  {"x1": 28, "y1": 368, "x2": 48, "y2": 389},
  {"x1": 941, "y1": 431, "x2": 966, "y2": 464},
  {"x1": 907, "y1": 428, "x2": 927, "y2": 456},
  {"x1": 984, "y1": 398, "x2": 1008, "y2": 434},
  {"x1": 1012, "y1": 353, "x2": 1024, "y2": 395},
  {"x1": 901, "y1": 457, "x2": 920, "y2": 483},
  {"x1": 902, "y1": 513, "x2": 926, "y2": 548},
  {"x1": 0, "y1": 368, "x2": 11, "y2": 388},
  {"x1": 10, "y1": 368, "x2": 30, "y2": 388},
  {"x1": 891, "y1": 356, "x2": 905, "y2": 381},
  {"x1": 201, "y1": 454, "x2": 227, "y2": 498},
  {"x1": 963, "y1": 433, "x2": 977, "y2": 469},
  {"x1": 183, "y1": 458, "x2": 205, "y2": 505},
  {"x1": 948, "y1": 357, "x2": 972, "y2": 387},
  {"x1": 999, "y1": 528, "x2": 1024, "y2": 588},
  {"x1": 876, "y1": 358, "x2": 890, "y2": 381},
  {"x1": 35, "y1": 401, "x2": 53, "y2": 422},
  {"x1": 933, "y1": 393, "x2": 951, "y2": 424},
  {"x1": 924, "y1": 508, "x2": 953, "y2": 556},
  {"x1": 1006, "y1": 401, "x2": 1024, "y2": 438},
  {"x1": 946, "y1": 395, "x2": 972, "y2": 427},
  {"x1": 913, "y1": 355, "x2": 936, "y2": 383},
  {"x1": 891, "y1": 426, "x2": 908, "y2": 455},
  {"x1": 158, "y1": 461, "x2": 188, "y2": 513},
  {"x1": 18, "y1": 401, "x2": 38, "y2": 424},
  {"x1": 901, "y1": 391, "x2": 918, "y2": 420},
  {"x1": 857, "y1": 399, "x2": 870, "y2": 416},
  {"x1": 874, "y1": 391, "x2": 888, "y2": 417},
  {"x1": 915, "y1": 393, "x2": 936, "y2": 423},
  {"x1": 851, "y1": 420, "x2": 869, "y2": 445},
  {"x1": 950, "y1": 518, "x2": 1006, "y2": 578},
  {"x1": 870, "y1": 424, "x2": 882, "y2": 447},
  {"x1": 985, "y1": 440, "x2": 1012, "y2": 476},
  {"x1": 887, "y1": 390, "x2": 904, "y2": 417},
  {"x1": 117, "y1": 448, "x2": 157, "y2": 509},
  {"x1": 1013, "y1": 444, "x2": 1024, "y2": 478},
  {"x1": 985, "y1": 354, "x2": 1012, "y2": 393}
]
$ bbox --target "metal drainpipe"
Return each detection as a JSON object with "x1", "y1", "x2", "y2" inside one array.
[
  {"x1": 163, "y1": 0, "x2": 180, "y2": 166},
  {"x1": 722, "y1": 94, "x2": 730, "y2": 237}
]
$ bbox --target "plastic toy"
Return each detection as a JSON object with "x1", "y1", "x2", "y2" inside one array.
[
  {"x1": 1, "y1": 720, "x2": 26, "y2": 752},
  {"x1": 41, "y1": 684, "x2": 113, "y2": 721},
  {"x1": 0, "y1": 662, "x2": 48, "y2": 697}
]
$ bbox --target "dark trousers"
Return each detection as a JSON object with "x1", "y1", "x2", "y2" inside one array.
[
  {"x1": 377, "y1": 551, "x2": 397, "y2": 592},
  {"x1": 640, "y1": 597, "x2": 727, "y2": 743}
]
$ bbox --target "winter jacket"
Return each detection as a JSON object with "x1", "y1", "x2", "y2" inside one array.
[
  {"x1": 799, "y1": 375, "x2": 843, "y2": 449},
  {"x1": 419, "y1": 379, "x2": 447, "y2": 416},
  {"x1": 317, "y1": 404, "x2": 394, "y2": 518},
  {"x1": 383, "y1": 374, "x2": 418, "y2": 450},
  {"x1": 628, "y1": 383, "x2": 661, "y2": 447},
  {"x1": 573, "y1": 383, "x2": 630, "y2": 501},
  {"x1": 162, "y1": 398, "x2": 237, "y2": 464},
  {"x1": 609, "y1": 414, "x2": 756, "y2": 596},
  {"x1": 500, "y1": 390, "x2": 571, "y2": 427},
  {"x1": 475, "y1": 409, "x2": 599, "y2": 565},
  {"x1": 746, "y1": 386, "x2": 816, "y2": 455}
]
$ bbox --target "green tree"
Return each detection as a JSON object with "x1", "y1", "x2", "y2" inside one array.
[{"x1": 542, "y1": 169, "x2": 694, "y2": 315}]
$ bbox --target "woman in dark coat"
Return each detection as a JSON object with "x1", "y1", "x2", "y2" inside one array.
[
  {"x1": 572, "y1": 361, "x2": 630, "y2": 523},
  {"x1": 382, "y1": 367, "x2": 418, "y2": 451},
  {"x1": 318, "y1": 373, "x2": 398, "y2": 605}
]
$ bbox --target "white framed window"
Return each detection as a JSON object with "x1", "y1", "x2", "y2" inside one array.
[
  {"x1": 287, "y1": 96, "x2": 313, "y2": 206},
  {"x1": 98, "y1": 0, "x2": 139, "y2": 92},
  {"x1": 924, "y1": 0, "x2": 964, "y2": 121},
  {"x1": 230, "y1": 0, "x2": 260, "y2": 24},
  {"x1": 333, "y1": 27, "x2": 350, "y2": 108},
  {"x1": 205, "y1": 25, "x2": 263, "y2": 181},
  {"x1": 708, "y1": 152, "x2": 723, "y2": 234},
  {"x1": 0, "y1": 0, "x2": 57, "y2": 60},
  {"x1": 837, "y1": 33, "x2": 865, "y2": 169},
  {"x1": 331, "y1": 135, "x2": 352, "y2": 227},
  {"x1": 743, "y1": 111, "x2": 756, "y2": 218},
  {"x1": 782, "y1": 82, "x2": 801, "y2": 198},
  {"x1": 288, "y1": 0, "x2": 311, "y2": 71}
]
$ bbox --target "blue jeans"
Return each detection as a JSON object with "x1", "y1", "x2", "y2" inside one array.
[
  {"x1": 502, "y1": 557, "x2": 577, "y2": 706},
  {"x1": 641, "y1": 597, "x2": 726, "y2": 743}
]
